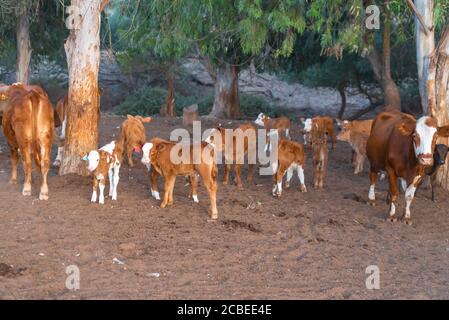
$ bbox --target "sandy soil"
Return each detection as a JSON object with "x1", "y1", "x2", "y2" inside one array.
[{"x1": 1, "y1": 114, "x2": 449, "y2": 300}]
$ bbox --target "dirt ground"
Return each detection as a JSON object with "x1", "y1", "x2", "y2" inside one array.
[{"x1": 1, "y1": 114, "x2": 449, "y2": 300}]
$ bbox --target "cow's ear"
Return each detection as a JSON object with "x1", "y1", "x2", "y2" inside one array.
[
  {"x1": 127, "y1": 114, "x2": 134, "y2": 120},
  {"x1": 141, "y1": 117, "x2": 152, "y2": 123},
  {"x1": 156, "y1": 143, "x2": 166, "y2": 151},
  {"x1": 80, "y1": 152, "x2": 88, "y2": 161},
  {"x1": 437, "y1": 126, "x2": 449, "y2": 137}
]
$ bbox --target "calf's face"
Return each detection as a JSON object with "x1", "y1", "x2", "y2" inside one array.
[
  {"x1": 434, "y1": 144, "x2": 448, "y2": 166},
  {"x1": 141, "y1": 142, "x2": 154, "y2": 166},
  {"x1": 254, "y1": 113, "x2": 267, "y2": 126},
  {"x1": 413, "y1": 117, "x2": 449, "y2": 166},
  {"x1": 337, "y1": 121, "x2": 351, "y2": 142},
  {"x1": 85, "y1": 150, "x2": 100, "y2": 172}
]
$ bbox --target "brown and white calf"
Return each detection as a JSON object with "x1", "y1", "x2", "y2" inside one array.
[
  {"x1": 270, "y1": 135, "x2": 307, "y2": 197},
  {"x1": 117, "y1": 114, "x2": 152, "y2": 167},
  {"x1": 300, "y1": 116, "x2": 335, "y2": 149},
  {"x1": 204, "y1": 123, "x2": 256, "y2": 189},
  {"x1": 336, "y1": 119, "x2": 373, "y2": 174},
  {"x1": 254, "y1": 113, "x2": 290, "y2": 151},
  {"x1": 83, "y1": 141, "x2": 123, "y2": 204},
  {"x1": 311, "y1": 121, "x2": 328, "y2": 189},
  {"x1": 141, "y1": 138, "x2": 218, "y2": 219},
  {"x1": 2, "y1": 84, "x2": 54, "y2": 199},
  {"x1": 366, "y1": 111, "x2": 449, "y2": 224}
]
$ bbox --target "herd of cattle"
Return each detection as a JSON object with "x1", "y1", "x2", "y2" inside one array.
[{"x1": 1, "y1": 82, "x2": 449, "y2": 225}]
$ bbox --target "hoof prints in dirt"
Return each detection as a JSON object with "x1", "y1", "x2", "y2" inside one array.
[
  {"x1": 0, "y1": 263, "x2": 26, "y2": 278},
  {"x1": 222, "y1": 219, "x2": 261, "y2": 233}
]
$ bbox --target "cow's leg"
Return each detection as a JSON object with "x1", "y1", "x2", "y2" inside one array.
[
  {"x1": 161, "y1": 175, "x2": 176, "y2": 208},
  {"x1": 189, "y1": 174, "x2": 199, "y2": 203},
  {"x1": 368, "y1": 170, "x2": 377, "y2": 206},
  {"x1": 108, "y1": 167, "x2": 114, "y2": 197},
  {"x1": 386, "y1": 169, "x2": 399, "y2": 222},
  {"x1": 201, "y1": 173, "x2": 218, "y2": 220},
  {"x1": 53, "y1": 116, "x2": 66, "y2": 167},
  {"x1": 297, "y1": 164, "x2": 307, "y2": 192},
  {"x1": 272, "y1": 163, "x2": 287, "y2": 197},
  {"x1": 354, "y1": 152, "x2": 363, "y2": 174},
  {"x1": 319, "y1": 169, "x2": 325, "y2": 188},
  {"x1": 22, "y1": 146, "x2": 32, "y2": 196},
  {"x1": 149, "y1": 168, "x2": 160, "y2": 200},
  {"x1": 98, "y1": 178, "x2": 106, "y2": 204},
  {"x1": 328, "y1": 127, "x2": 335, "y2": 150},
  {"x1": 127, "y1": 145, "x2": 134, "y2": 167},
  {"x1": 91, "y1": 177, "x2": 98, "y2": 203},
  {"x1": 285, "y1": 165, "x2": 294, "y2": 189},
  {"x1": 8, "y1": 145, "x2": 19, "y2": 184},
  {"x1": 223, "y1": 164, "x2": 231, "y2": 185},
  {"x1": 39, "y1": 145, "x2": 50, "y2": 200},
  {"x1": 111, "y1": 164, "x2": 120, "y2": 201},
  {"x1": 402, "y1": 176, "x2": 421, "y2": 225},
  {"x1": 53, "y1": 146, "x2": 63, "y2": 167},
  {"x1": 247, "y1": 163, "x2": 254, "y2": 182},
  {"x1": 234, "y1": 164, "x2": 243, "y2": 190},
  {"x1": 285, "y1": 128, "x2": 290, "y2": 139}
]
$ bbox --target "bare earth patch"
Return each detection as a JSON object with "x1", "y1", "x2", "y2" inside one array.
[{"x1": 0, "y1": 114, "x2": 449, "y2": 299}]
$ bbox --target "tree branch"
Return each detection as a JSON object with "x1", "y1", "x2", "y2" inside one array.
[{"x1": 405, "y1": 0, "x2": 432, "y2": 36}]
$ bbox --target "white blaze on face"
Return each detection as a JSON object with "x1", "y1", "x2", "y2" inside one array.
[
  {"x1": 86, "y1": 150, "x2": 100, "y2": 172},
  {"x1": 414, "y1": 116, "x2": 437, "y2": 159},
  {"x1": 204, "y1": 128, "x2": 218, "y2": 148},
  {"x1": 303, "y1": 118, "x2": 312, "y2": 132},
  {"x1": 141, "y1": 142, "x2": 154, "y2": 166},
  {"x1": 254, "y1": 113, "x2": 266, "y2": 126}
]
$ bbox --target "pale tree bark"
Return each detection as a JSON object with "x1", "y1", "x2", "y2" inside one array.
[
  {"x1": 59, "y1": 0, "x2": 109, "y2": 175},
  {"x1": 414, "y1": 0, "x2": 435, "y2": 114},
  {"x1": 16, "y1": 11, "x2": 31, "y2": 84},
  {"x1": 429, "y1": 26, "x2": 449, "y2": 190},
  {"x1": 208, "y1": 63, "x2": 242, "y2": 119}
]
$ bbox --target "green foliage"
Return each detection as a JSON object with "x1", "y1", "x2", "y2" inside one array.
[{"x1": 114, "y1": 85, "x2": 287, "y2": 119}]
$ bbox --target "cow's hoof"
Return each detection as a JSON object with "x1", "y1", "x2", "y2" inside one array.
[
  {"x1": 300, "y1": 185, "x2": 307, "y2": 193},
  {"x1": 285, "y1": 183, "x2": 290, "y2": 189},
  {"x1": 9, "y1": 179, "x2": 17, "y2": 185},
  {"x1": 52, "y1": 160, "x2": 61, "y2": 167},
  {"x1": 22, "y1": 189, "x2": 31, "y2": 196},
  {"x1": 402, "y1": 218, "x2": 413, "y2": 226},
  {"x1": 209, "y1": 211, "x2": 218, "y2": 220},
  {"x1": 387, "y1": 216, "x2": 397, "y2": 223},
  {"x1": 237, "y1": 184, "x2": 244, "y2": 190},
  {"x1": 368, "y1": 200, "x2": 376, "y2": 206},
  {"x1": 39, "y1": 192, "x2": 49, "y2": 201},
  {"x1": 223, "y1": 180, "x2": 229, "y2": 185},
  {"x1": 160, "y1": 203, "x2": 167, "y2": 208}
]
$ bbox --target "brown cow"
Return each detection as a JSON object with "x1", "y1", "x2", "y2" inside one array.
[
  {"x1": 204, "y1": 123, "x2": 256, "y2": 189},
  {"x1": 2, "y1": 85, "x2": 54, "y2": 199},
  {"x1": 311, "y1": 120, "x2": 328, "y2": 188},
  {"x1": 300, "y1": 116, "x2": 335, "y2": 149},
  {"x1": 366, "y1": 111, "x2": 449, "y2": 225},
  {"x1": 336, "y1": 119, "x2": 373, "y2": 174},
  {"x1": 117, "y1": 114, "x2": 152, "y2": 167},
  {"x1": 254, "y1": 113, "x2": 290, "y2": 151},
  {"x1": 271, "y1": 137, "x2": 307, "y2": 197},
  {"x1": 141, "y1": 138, "x2": 218, "y2": 219}
]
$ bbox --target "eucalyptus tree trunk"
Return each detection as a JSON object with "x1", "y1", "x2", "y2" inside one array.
[
  {"x1": 59, "y1": 0, "x2": 108, "y2": 175},
  {"x1": 208, "y1": 63, "x2": 242, "y2": 119},
  {"x1": 16, "y1": 11, "x2": 31, "y2": 84},
  {"x1": 414, "y1": 0, "x2": 435, "y2": 114},
  {"x1": 160, "y1": 69, "x2": 175, "y2": 117}
]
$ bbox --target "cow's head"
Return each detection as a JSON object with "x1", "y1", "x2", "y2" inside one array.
[
  {"x1": 336, "y1": 120, "x2": 351, "y2": 142},
  {"x1": 82, "y1": 150, "x2": 101, "y2": 172},
  {"x1": 254, "y1": 113, "x2": 268, "y2": 126},
  {"x1": 204, "y1": 127, "x2": 224, "y2": 150},
  {"x1": 413, "y1": 116, "x2": 449, "y2": 166},
  {"x1": 434, "y1": 144, "x2": 448, "y2": 166},
  {"x1": 141, "y1": 142, "x2": 154, "y2": 167}
]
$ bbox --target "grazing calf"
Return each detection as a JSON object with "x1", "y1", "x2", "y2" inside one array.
[
  {"x1": 254, "y1": 113, "x2": 290, "y2": 151},
  {"x1": 2, "y1": 85, "x2": 54, "y2": 199},
  {"x1": 141, "y1": 138, "x2": 218, "y2": 219},
  {"x1": 423, "y1": 144, "x2": 448, "y2": 202},
  {"x1": 336, "y1": 119, "x2": 373, "y2": 174},
  {"x1": 311, "y1": 121, "x2": 329, "y2": 188},
  {"x1": 271, "y1": 137, "x2": 307, "y2": 197},
  {"x1": 83, "y1": 141, "x2": 123, "y2": 204},
  {"x1": 204, "y1": 123, "x2": 256, "y2": 189},
  {"x1": 117, "y1": 115, "x2": 152, "y2": 167},
  {"x1": 366, "y1": 111, "x2": 449, "y2": 225},
  {"x1": 300, "y1": 116, "x2": 335, "y2": 149}
]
